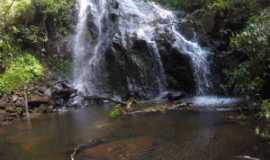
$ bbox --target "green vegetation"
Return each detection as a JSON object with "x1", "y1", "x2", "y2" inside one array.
[
  {"x1": 207, "y1": 0, "x2": 257, "y2": 10},
  {"x1": 153, "y1": 0, "x2": 270, "y2": 118},
  {"x1": 0, "y1": 0, "x2": 74, "y2": 49},
  {"x1": 47, "y1": 57, "x2": 72, "y2": 78},
  {"x1": 224, "y1": 8, "x2": 270, "y2": 98},
  {"x1": 153, "y1": 0, "x2": 186, "y2": 8},
  {"x1": 0, "y1": 0, "x2": 75, "y2": 94},
  {"x1": 0, "y1": 0, "x2": 34, "y2": 26},
  {"x1": 223, "y1": 63, "x2": 264, "y2": 97},
  {"x1": 110, "y1": 104, "x2": 124, "y2": 119},
  {"x1": 153, "y1": 0, "x2": 258, "y2": 12},
  {"x1": 256, "y1": 125, "x2": 270, "y2": 143},
  {"x1": 221, "y1": 7, "x2": 270, "y2": 119},
  {"x1": 0, "y1": 53, "x2": 44, "y2": 93},
  {"x1": 33, "y1": 0, "x2": 75, "y2": 36},
  {"x1": 261, "y1": 100, "x2": 270, "y2": 119}
]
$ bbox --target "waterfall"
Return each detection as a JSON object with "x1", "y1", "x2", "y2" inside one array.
[
  {"x1": 73, "y1": 0, "x2": 108, "y2": 95},
  {"x1": 150, "y1": 3, "x2": 212, "y2": 94},
  {"x1": 172, "y1": 27, "x2": 211, "y2": 95},
  {"x1": 72, "y1": 0, "x2": 212, "y2": 98},
  {"x1": 73, "y1": 0, "x2": 91, "y2": 94}
]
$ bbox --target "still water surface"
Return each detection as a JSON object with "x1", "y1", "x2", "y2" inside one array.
[{"x1": 0, "y1": 106, "x2": 269, "y2": 160}]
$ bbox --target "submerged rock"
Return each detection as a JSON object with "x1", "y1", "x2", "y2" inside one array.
[{"x1": 73, "y1": 136, "x2": 156, "y2": 160}]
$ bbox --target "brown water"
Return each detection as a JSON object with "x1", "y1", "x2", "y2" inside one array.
[{"x1": 0, "y1": 106, "x2": 269, "y2": 160}]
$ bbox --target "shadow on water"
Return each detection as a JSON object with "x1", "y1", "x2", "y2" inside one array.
[{"x1": 0, "y1": 104, "x2": 269, "y2": 160}]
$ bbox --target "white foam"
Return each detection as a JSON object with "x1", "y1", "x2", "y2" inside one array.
[{"x1": 187, "y1": 96, "x2": 242, "y2": 107}]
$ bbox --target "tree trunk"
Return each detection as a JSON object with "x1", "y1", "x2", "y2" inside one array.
[{"x1": 24, "y1": 87, "x2": 30, "y2": 119}]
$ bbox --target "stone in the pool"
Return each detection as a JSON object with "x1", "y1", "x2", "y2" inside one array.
[{"x1": 75, "y1": 136, "x2": 155, "y2": 160}]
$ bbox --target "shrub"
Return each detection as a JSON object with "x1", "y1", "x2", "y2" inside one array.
[
  {"x1": 223, "y1": 63, "x2": 264, "y2": 96},
  {"x1": 0, "y1": 39, "x2": 17, "y2": 65},
  {"x1": 109, "y1": 104, "x2": 124, "y2": 119},
  {"x1": 231, "y1": 8, "x2": 270, "y2": 54},
  {"x1": 1, "y1": 0, "x2": 75, "y2": 51},
  {"x1": 224, "y1": 8, "x2": 270, "y2": 97},
  {"x1": 33, "y1": 0, "x2": 75, "y2": 36},
  {"x1": 0, "y1": 0, "x2": 74, "y2": 94},
  {"x1": 208, "y1": 0, "x2": 231, "y2": 10},
  {"x1": 0, "y1": 53, "x2": 44, "y2": 93},
  {"x1": 0, "y1": 0, "x2": 34, "y2": 25},
  {"x1": 208, "y1": 0, "x2": 257, "y2": 11},
  {"x1": 153, "y1": 0, "x2": 258, "y2": 12}
]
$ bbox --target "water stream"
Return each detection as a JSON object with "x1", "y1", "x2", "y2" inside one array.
[{"x1": 72, "y1": 0, "x2": 212, "y2": 97}]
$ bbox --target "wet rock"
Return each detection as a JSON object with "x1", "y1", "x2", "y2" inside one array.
[
  {"x1": 104, "y1": 28, "x2": 197, "y2": 98},
  {"x1": 157, "y1": 39, "x2": 195, "y2": 93},
  {"x1": 0, "y1": 102, "x2": 7, "y2": 110},
  {"x1": 72, "y1": 0, "x2": 210, "y2": 99},
  {"x1": 52, "y1": 81, "x2": 75, "y2": 97},
  {"x1": 73, "y1": 137, "x2": 155, "y2": 160},
  {"x1": 51, "y1": 80, "x2": 77, "y2": 107},
  {"x1": 8, "y1": 113, "x2": 18, "y2": 118},
  {"x1": 104, "y1": 38, "x2": 165, "y2": 99},
  {"x1": 0, "y1": 109, "x2": 6, "y2": 115},
  {"x1": 0, "y1": 96, "x2": 21, "y2": 124},
  {"x1": 11, "y1": 95, "x2": 19, "y2": 102},
  {"x1": 33, "y1": 104, "x2": 52, "y2": 113},
  {"x1": 166, "y1": 91, "x2": 184, "y2": 101},
  {"x1": 14, "y1": 97, "x2": 25, "y2": 107},
  {"x1": 0, "y1": 114, "x2": 4, "y2": 122},
  {"x1": 5, "y1": 106, "x2": 17, "y2": 113},
  {"x1": 0, "y1": 109, "x2": 6, "y2": 121},
  {"x1": 190, "y1": 9, "x2": 216, "y2": 35},
  {"x1": 28, "y1": 95, "x2": 50, "y2": 107}
]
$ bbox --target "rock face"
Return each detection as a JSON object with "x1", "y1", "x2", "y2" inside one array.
[
  {"x1": 0, "y1": 82, "x2": 55, "y2": 125},
  {"x1": 50, "y1": 80, "x2": 77, "y2": 108},
  {"x1": 72, "y1": 0, "x2": 211, "y2": 100}
]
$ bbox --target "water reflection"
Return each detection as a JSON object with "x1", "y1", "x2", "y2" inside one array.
[{"x1": 0, "y1": 107, "x2": 268, "y2": 160}]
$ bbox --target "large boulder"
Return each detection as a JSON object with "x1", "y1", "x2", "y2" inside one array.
[
  {"x1": 50, "y1": 80, "x2": 77, "y2": 108},
  {"x1": 79, "y1": 0, "x2": 199, "y2": 99}
]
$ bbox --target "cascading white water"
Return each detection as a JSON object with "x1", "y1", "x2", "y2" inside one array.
[
  {"x1": 172, "y1": 28, "x2": 211, "y2": 95},
  {"x1": 150, "y1": 3, "x2": 212, "y2": 95},
  {"x1": 73, "y1": 0, "x2": 108, "y2": 95},
  {"x1": 73, "y1": 0, "x2": 212, "y2": 97},
  {"x1": 73, "y1": 0, "x2": 91, "y2": 94}
]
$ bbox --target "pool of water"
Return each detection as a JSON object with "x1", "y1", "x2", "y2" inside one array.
[{"x1": 0, "y1": 105, "x2": 269, "y2": 160}]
